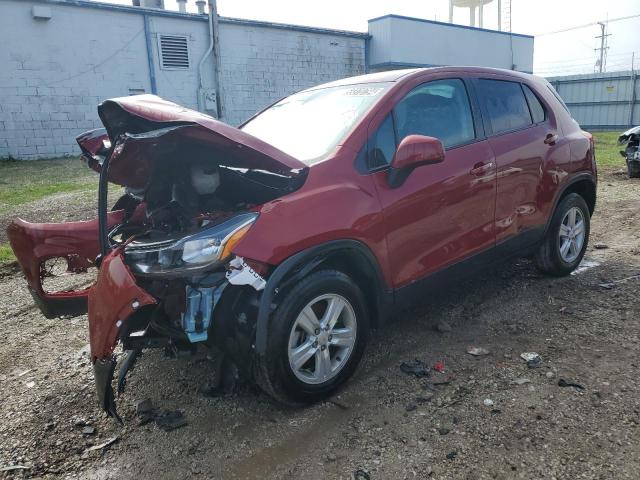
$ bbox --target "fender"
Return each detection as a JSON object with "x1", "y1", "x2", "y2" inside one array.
[
  {"x1": 254, "y1": 239, "x2": 392, "y2": 355},
  {"x1": 543, "y1": 172, "x2": 597, "y2": 235}
]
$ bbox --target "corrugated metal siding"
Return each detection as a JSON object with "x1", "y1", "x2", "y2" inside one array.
[{"x1": 547, "y1": 70, "x2": 639, "y2": 130}]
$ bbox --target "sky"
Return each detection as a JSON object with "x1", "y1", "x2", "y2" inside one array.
[{"x1": 104, "y1": 0, "x2": 640, "y2": 76}]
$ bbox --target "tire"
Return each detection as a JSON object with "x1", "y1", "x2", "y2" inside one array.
[
  {"x1": 627, "y1": 160, "x2": 640, "y2": 178},
  {"x1": 534, "y1": 193, "x2": 590, "y2": 276},
  {"x1": 253, "y1": 269, "x2": 369, "y2": 405}
]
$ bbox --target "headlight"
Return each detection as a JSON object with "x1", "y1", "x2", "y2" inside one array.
[{"x1": 125, "y1": 213, "x2": 257, "y2": 277}]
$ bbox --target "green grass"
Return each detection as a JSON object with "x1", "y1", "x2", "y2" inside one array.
[
  {"x1": 592, "y1": 131, "x2": 625, "y2": 169},
  {"x1": 0, "y1": 243, "x2": 16, "y2": 264},
  {"x1": 0, "y1": 157, "x2": 97, "y2": 212}
]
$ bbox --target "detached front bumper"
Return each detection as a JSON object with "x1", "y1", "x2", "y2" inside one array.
[{"x1": 88, "y1": 249, "x2": 156, "y2": 420}]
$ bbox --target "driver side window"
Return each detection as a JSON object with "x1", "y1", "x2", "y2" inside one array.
[
  {"x1": 395, "y1": 79, "x2": 476, "y2": 149},
  {"x1": 367, "y1": 78, "x2": 476, "y2": 170}
]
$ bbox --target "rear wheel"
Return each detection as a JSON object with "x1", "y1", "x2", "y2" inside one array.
[
  {"x1": 534, "y1": 193, "x2": 590, "y2": 276},
  {"x1": 253, "y1": 269, "x2": 369, "y2": 405}
]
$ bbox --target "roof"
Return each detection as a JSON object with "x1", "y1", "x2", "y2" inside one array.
[
  {"x1": 32, "y1": 0, "x2": 369, "y2": 38},
  {"x1": 302, "y1": 66, "x2": 540, "y2": 92},
  {"x1": 369, "y1": 14, "x2": 534, "y2": 40}
]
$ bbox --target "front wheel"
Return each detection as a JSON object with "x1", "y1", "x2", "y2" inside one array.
[
  {"x1": 534, "y1": 193, "x2": 590, "y2": 276},
  {"x1": 253, "y1": 270, "x2": 369, "y2": 405}
]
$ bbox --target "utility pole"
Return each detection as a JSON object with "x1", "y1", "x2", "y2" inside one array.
[{"x1": 595, "y1": 21, "x2": 611, "y2": 73}]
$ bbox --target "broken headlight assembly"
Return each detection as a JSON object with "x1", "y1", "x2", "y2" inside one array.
[{"x1": 124, "y1": 213, "x2": 257, "y2": 277}]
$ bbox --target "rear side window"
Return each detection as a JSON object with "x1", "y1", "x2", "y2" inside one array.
[
  {"x1": 547, "y1": 84, "x2": 572, "y2": 115},
  {"x1": 368, "y1": 114, "x2": 397, "y2": 169},
  {"x1": 478, "y1": 79, "x2": 532, "y2": 134},
  {"x1": 394, "y1": 79, "x2": 475, "y2": 148},
  {"x1": 522, "y1": 84, "x2": 546, "y2": 124}
]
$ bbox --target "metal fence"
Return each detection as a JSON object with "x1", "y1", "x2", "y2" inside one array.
[{"x1": 546, "y1": 70, "x2": 639, "y2": 131}]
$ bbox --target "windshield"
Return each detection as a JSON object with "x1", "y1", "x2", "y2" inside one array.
[{"x1": 241, "y1": 82, "x2": 391, "y2": 164}]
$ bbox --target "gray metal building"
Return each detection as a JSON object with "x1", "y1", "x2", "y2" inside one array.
[{"x1": 547, "y1": 70, "x2": 639, "y2": 130}]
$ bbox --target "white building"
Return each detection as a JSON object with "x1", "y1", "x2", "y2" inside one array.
[{"x1": 0, "y1": 0, "x2": 534, "y2": 159}]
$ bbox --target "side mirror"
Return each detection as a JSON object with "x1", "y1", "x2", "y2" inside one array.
[{"x1": 388, "y1": 135, "x2": 445, "y2": 188}]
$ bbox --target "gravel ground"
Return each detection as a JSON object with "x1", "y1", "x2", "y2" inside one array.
[{"x1": 1, "y1": 168, "x2": 639, "y2": 480}]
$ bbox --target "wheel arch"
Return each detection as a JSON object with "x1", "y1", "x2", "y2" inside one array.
[
  {"x1": 545, "y1": 173, "x2": 596, "y2": 235},
  {"x1": 255, "y1": 239, "x2": 392, "y2": 356}
]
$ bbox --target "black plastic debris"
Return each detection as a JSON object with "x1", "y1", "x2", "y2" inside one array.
[
  {"x1": 135, "y1": 398, "x2": 156, "y2": 425},
  {"x1": 400, "y1": 359, "x2": 429, "y2": 378},
  {"x1": 446, "y1": 451, "x2": 458, "y2": 460},
  {"x1": 155, "y1": 410, "x2": 187, "y2": 431},
  {"x1": 353, "y1": 469, "x2": 371, "y2": 480},
  {"x1": 558, "y1": 379, "x2": 585, "y2": 390}
]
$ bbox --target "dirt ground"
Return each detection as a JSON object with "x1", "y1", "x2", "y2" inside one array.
[{"x1": 1, "y1": 167, "x2": 639, "y2": 480}]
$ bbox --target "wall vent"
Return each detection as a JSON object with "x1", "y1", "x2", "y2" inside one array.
[{"x1": 158, "y1": 35, "x2": 190, "y2": 70}]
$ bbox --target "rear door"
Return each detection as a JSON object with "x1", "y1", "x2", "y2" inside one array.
[
  {"x1": 369, "y1": 76, "x2": 497, "y2": 289},
  {"x1": 474, "y1": 77, "x2": 560, "y2": 249}
]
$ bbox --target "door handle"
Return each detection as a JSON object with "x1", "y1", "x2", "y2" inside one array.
[
  {"x1": 544, "y1": 133, "x2": 558, "y2": 145},
  {"x1": 470, "y1": 161, "x2": 495, "y2": 176}
]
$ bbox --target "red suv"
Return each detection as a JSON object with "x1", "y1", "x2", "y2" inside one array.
[{"x1": 8, "y1": 67, "x2": 597, "y2": 418}]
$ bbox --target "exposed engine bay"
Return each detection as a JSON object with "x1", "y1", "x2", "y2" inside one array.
[{"x1": 5, "y1": 95, "x2": 310, "y2": 420}]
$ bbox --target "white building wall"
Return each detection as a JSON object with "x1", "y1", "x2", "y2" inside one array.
[
  {"x1": 218, "y1": 20, "x2": 366, "y2": 126},
  {"x1": 0, "y1": 0, "x2": 366, "y2": 159}
]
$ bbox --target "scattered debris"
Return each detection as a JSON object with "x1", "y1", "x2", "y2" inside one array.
[
  {"x1": 25, "y1": 381, "x2": 35, "y2": 388},
  {"x1": 84, "y1": 437, "x2": 118, "y2": 453},
  {"x1": 328, "y1": 399, "x2": 350, "y2": 410},
  {"x1": 558, "y1": 379, "x2": 585, "y2": 390},
  {"x1": 438, "y1": 427, "x2": 450, "y2": 435},
  {"x1": 483, "y1": 398, "x2": 494, "y2": 407},
  {"x1": 546, "y1": 371, "x2": 555, "y2": 379},
  {"x1": 466, "y1": 346, "x2": 490, "y2": 356},
  {"x1": 430, "y1": 375, "x2": 453, "y2": 385},
  {"x1": 82, "y1": 426, "x2": 96, "y2": 436},
  {"x1": 353, "y1": 468, "x2": 371, "y2": 480},
  {"x1": 415, "y1": 395, "x2": 433, "y2": 404},
  {"x1": 593, "y1": 243, "x2": 609, "y2": 249},
  {"x1": 446, "y1": 451, "x2": 458, "y2": 460},
  {"x1": 400, "y1": 359, "x2": 429, "y2": 378},
  {"x1": 599, "y1": 282, "x2": 616, "y2": 289},
  {"x1": 436, "y1": 320, "x2": 452, "y2": 333},
  {"x1": 512, "y1": 377, "x2": 531, "y2": 385},
  {"x1": 406, "y1": 403, "x2": 417, "y2": 412},
  {"x1": 520, "y1": 352, "x2": 543, "y2": 369},
  {"x1": 155, "y1": 410, "x2": 188, "y2": 432},
  {"x1": 0, "y1": 465, "x2": 30, "y2": 473},
  {"x1": 135, "y1": 398, "x2": 156, "y2": 425},
  {"x1": 135, "y1": 398, "x2": 154, "y2": 414},
  {"x1": 433, "y1": 362, "x2": 445, "y2": 374},
  {"x1": 17, "y1": 369, "x2": 32, "y2": 377},
  {"x1": 571, "y1": 259, "x2": 600, "y2": 275}
]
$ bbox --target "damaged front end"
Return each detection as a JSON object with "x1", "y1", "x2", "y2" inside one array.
[
  {"x1": 618, "y1": 126, "x2": 640, "y2": 178},
  {"x1": 9, "y1": 95, "x2": 307, "y2": 419}
]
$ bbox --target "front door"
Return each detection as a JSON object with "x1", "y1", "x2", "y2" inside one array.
[{"x1": 369, "y1": 77, "x2": 497, "y2": 290}]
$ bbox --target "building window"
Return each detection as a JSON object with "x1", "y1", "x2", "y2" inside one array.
[{"x1": 158, "y1": 34, "x2": 190, "y2": 70}]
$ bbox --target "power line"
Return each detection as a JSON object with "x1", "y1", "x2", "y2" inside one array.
[{"x1": 535, "y1": 13, "x2": 640, "y2": 36}]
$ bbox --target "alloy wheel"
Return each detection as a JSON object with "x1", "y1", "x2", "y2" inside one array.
[
  {"x1": 558, "y1": 206, "x2": 585, "y2": 263},
  {"x1": 287, "y1": 293, "x2": 357, "y2": 385}
]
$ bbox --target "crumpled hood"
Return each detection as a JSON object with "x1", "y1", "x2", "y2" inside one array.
[
  {"x1": 77, "y1": 94, "x2": 308, "y2": 189},
  {"x1": 618, "y1": 125, "x2": 640, "y2": 145}
]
